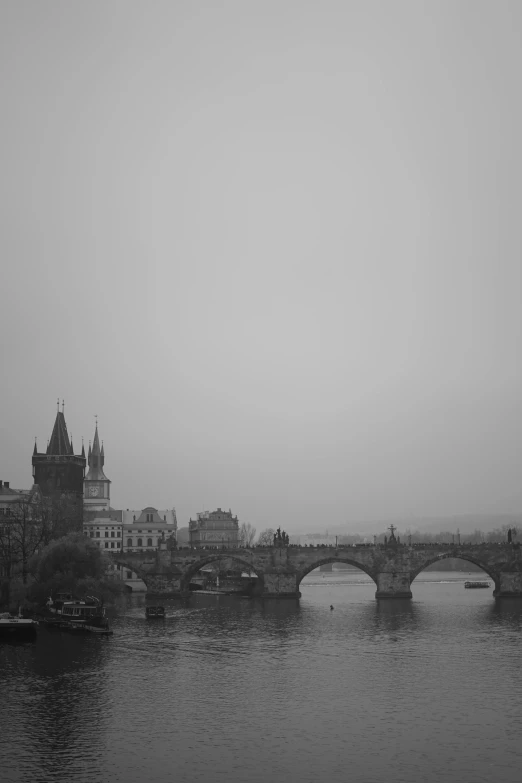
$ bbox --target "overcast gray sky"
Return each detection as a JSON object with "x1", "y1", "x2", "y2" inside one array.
[{"x1": 1, "y1": 1, "x2": 521, "y2": 533}]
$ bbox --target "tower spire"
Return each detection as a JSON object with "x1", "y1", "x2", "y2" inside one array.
[
  {"x1": 47, "y1": 403, "x2": 71, "y2": 455},
  {"x1": 85, "y1": 420, "x2": 108, "y2": 481}
]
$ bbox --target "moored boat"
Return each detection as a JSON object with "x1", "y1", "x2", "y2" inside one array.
[
  {"x1": 44, "y1": 594, "x2": 112, "y2": 634},
  {"x1": 0, "y1": 612, "x2": 38, "y2": 638},
  {"x1": 464, "y1": 581, "x2": 490, "y2": 589}
]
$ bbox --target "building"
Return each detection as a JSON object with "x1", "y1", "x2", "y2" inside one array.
[
  {"x1": 121, "y1": 507, "x2": 177, "y2": 552},
  {"x1": 32, "y1": 403, "x2": 86, "y2": 526},
  {"x1": 82, "y1": 421, "x2": 124, "y2": 583},
  {"x1": 81, "y1": 422, "x2": 177, "y2": 590},
  {"x1": 83, "y1": 422, "x2": 110, "y2": 518},
  {"x1": 119, "y1": 507, "x2": 177, "y2": 590},
  {"x1": 189, "y1": 508, "x2": 239, "y2": 548},
  {"x1": 0, "y1": 480, "x2": 41, "y2": 513}
]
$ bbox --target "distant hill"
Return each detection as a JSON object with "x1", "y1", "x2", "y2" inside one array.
[{"x1": 295, "y1": 514, "x2": 521, "y2": 538}]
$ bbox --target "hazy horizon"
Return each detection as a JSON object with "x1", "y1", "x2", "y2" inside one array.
[{"x1": 2, "y1": 2, "x2": 521, "y2": 533}]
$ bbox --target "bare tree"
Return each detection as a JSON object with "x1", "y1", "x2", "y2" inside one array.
[
  {"x1": 238, "y1": 522, "x2": 257, "y2": 547},
  {"x1": 257, "y1": 528, "x2": 275, "y2": 547},
  {"x1": 0, "y1": 497, "x2": 47, "y2": 584}
]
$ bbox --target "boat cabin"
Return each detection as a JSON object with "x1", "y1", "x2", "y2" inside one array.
[{"x1": 61, "y1": 603, "x2": 103, "y2": 621}]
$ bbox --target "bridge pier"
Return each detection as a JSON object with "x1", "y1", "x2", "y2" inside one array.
[
  {"x1": 493, "y1": 572, "x2": 522, "y2": 598},
  {"x1": 375, "y1": 571, "x2": 412, "y2": 600},
  {"x1": 142, "y1": 568, "x2": 188, "y2": 598},
  {"x1": 259, "y1": 572, "x2": 301, "y2": 599}
]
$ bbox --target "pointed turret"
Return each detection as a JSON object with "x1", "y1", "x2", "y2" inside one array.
[
  {"x1": 85, "y1": 424, "x2": 108, "y2": 481},
  {"x1": 33, "y1": 440, "x2": 38, "y2": 456},
  {"x1": 81, "y1": 441, "x2": 85, "y2": 459},
  {"x1": 101, "y1": 442, "x2": 105, "y2": 467}
]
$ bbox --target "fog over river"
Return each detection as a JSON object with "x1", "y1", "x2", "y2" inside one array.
[{"x1": 1, "y1": 572, "x2": 522, "y2": 783}]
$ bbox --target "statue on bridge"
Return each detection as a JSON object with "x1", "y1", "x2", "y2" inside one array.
[
  {"x1": 273, "y1": 527, "x2": 289, "y2": 547},
  {"x1": 384, "y1": 524, "x2": 399, "y2": 548}
]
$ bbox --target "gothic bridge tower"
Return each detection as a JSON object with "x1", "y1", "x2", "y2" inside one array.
[{"x1": 32, "y1": 402, "x2": 86, "y2": 523}]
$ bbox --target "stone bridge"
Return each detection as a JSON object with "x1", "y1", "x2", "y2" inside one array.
[{"x1": 110, "y1": 542, "x2": 522, "y2": 600}]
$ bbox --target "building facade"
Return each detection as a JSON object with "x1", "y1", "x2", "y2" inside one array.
[{"x1": 189, "y1": 508, "x2": 239, "y2": 548}]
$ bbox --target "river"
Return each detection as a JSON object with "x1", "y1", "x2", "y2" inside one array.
[{"x1": 1, "y1": 571, "x2": 522, "y2": 783}]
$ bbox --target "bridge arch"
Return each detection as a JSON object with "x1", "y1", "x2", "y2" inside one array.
[
  {"x1": 410, "y1": 553, "x2": 499, "y2": 591},
  {"x1": 180, "y1": 553, "x2": 261, "y2": 590},
  {"x1": 296, "y1": 557, "x2": 378, "y2": 589},
  {"x1": 110, "y1": 556, "x2": 152, "y2": 586}
]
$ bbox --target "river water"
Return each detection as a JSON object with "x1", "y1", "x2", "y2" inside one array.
[{"x1": 1, "y1": 571, "x2": 522, "y2": 783}]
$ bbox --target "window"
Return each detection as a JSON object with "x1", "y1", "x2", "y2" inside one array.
[
  {"x1": 90, "y1": 532, "x2": 94, "y2": 538},
  {"x1": 127, "y1": 571, "x2": 132, "y2": 579},
  {"x1": 96, "y1": 532, "x2": 100, "y2": 538},
  {"x1": 147, "y1": 538, "x2": 152, "y2": 547},
  {"x1": 137, "y1": 538, "x2": 142, "y2": 547},
  {"x1": 111, "y1": 531, "x2": 115, "y2": 538},
  {"x1": 117, "y1": 541, "x2": 121, "y2": 548},
  {"x1": 105, "y1": 542, "x2": 109, "y2": 548},
  {"x1": 127, "y1": 538, "x2": 132, "y2": 547},
  {"x1": 111, "y1": 542, "x2": 115, "y2": 548},
  {"x1": 105, "y1": 532, "x2": 109, "y2": 538}
]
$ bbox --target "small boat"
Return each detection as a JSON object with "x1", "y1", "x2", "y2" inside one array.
[
  {"x1": 146, "y1": 606, "x2": 165, "y2": 618},
  {"x1": 464, "y1": 581, "x2": 490, "y2": 589},
  {"x1": 0, "y1": 612, "x2": 38, "y2": 638}
]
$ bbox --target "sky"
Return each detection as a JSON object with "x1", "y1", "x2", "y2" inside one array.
[{"x1": 1, "y1": 1, "x2": 521, "y2": 534}]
